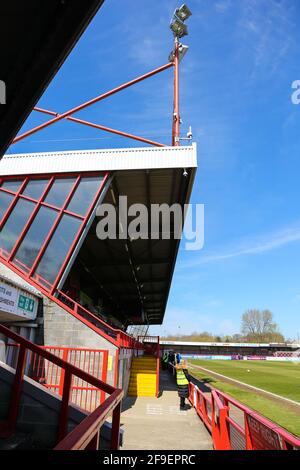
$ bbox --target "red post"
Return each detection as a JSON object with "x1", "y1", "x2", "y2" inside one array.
[
  {"x1": 156, "y1": 336, "x2": 160, "y2": 397},
  {"x1": 110, "y1": 401, "x2": 121, "y2": 450},
  {"x1": 114, "y1": 348, "x2": 119, "y2": 388},
  {"x1": 172, "y1": 39, "x2": 180, "y2": 146},
  {"x1": 6, "y1": 346, "x2": 28, "y2": 435},
  {"x1": 57, "y1": 370, "x2": 72, "y2": 442},
  {"x1": 86, "y1": 431, "x2": 100, "y2": 450},
  {"x1": 219, "y1": 407, "x2": 231, "y2": 450},
  {"x1": 101, "y1": 351, "x2": 109, "y2": 404},
  {"x1": 245, "y1": 413, "x2": 253, "y2": 450},
  {"x1": 58, "y1": 349, "x2": 69, "y2": 396}
]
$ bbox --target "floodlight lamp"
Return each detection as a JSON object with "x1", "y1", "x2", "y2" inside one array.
[
  {"x1": 175, "y1": 4, "x2": 192, "y2": 22},
  {"x1": 168, "y1": 43, "x2": 189, "y2": 63},
  {"x1": 170, "y1": 18, "x2": 188, "y2": 38}
]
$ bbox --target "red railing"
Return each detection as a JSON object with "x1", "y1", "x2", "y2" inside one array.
[
  {"x1": 138, "y1": 335, "x2": 160, "y2": 397},
  {"x1": 0, "y1": 323, "x2": 123, "y2": 449},
  {"x1": 188, "y1": 382, "x2": 300, "y2": 450},
  {"x1": 6, "y1": 343, "x2": 109, "y2": 413}
]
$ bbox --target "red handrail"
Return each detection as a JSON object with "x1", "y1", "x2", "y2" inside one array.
[
  {"x1": 188, "y1": 380, "x2": 300, "y2": 451},
  {"x1": 168, "y1": 363, "x2": 300, "y2": 451},
  {"x1": 0, "y1": 323, "x2": 123, "y2": 449}
]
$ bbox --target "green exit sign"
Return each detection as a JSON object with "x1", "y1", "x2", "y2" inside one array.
[{"x1": 18, "y1": 294, "x2": 35, "y2": 313}]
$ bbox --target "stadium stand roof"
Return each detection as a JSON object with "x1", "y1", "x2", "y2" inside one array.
[{"x1": 0, "y1": 144, "x2": 197, "y2": 326}]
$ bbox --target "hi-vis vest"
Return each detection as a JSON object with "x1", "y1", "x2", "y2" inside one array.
[{"x1": 176, "y1": 369, "x2": 189, "y2": 386}]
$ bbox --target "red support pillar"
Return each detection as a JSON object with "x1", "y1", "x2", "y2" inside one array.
[
  {"x1": 110, "y1": 401, "x2": 121, "y2": 450},
  {"x1": 172, "y1": 40, "x2": 180, "y2": 146}
]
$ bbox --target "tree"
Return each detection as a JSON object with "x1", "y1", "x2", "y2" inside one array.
[{"x1": 241, "y1": 309, "x2": 284, "y2": 342}]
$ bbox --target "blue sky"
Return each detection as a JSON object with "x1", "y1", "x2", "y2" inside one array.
[{"x1": 9, "y1": 0, "x2": 300, "y2": 339}]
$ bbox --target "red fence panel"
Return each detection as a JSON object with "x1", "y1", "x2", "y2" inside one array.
[
  {"x1": 6, "y1": 344, "x2": 109, "y2": 413},
  {"x1": 187, "y1": 376, "x2": 300, "y2": 451}
]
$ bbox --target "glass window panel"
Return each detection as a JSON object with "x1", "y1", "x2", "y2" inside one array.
[
  {"x1": 0, "y1": 191, "x2": 14, "y2": 222},
  {"x1": 34, "y1": 214, "x2": 81, "y2": 287},
  {"x1": 1, "y1": 180, "x2": 23, "y2": 193},
  {"x1": 44, "y1": 178, "x2": 76, "y2": 208},
  {"x1": 23, "y1": 179, "x2": 49, "y2": 200},
  {"x1": 67, "y1": 176, "x2": 103, "y2": 216},
  {"x1": 14, "y1": 206, "x2": 58, "y2": 270},
  {"x1": 0, "y1": 199, "x2": 35, "y2": 255}
]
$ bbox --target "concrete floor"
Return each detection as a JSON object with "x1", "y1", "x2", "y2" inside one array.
[{"x1": 120, "y1": 371, "x2": 212, "y2": 450}]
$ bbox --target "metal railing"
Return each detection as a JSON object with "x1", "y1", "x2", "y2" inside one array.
[
  {"x1": 188, "y1": 381, "x2": 300, "y2": 450},
  {"x1": 167, "y1": 363, "x2": 300, "y2": 450},
  {"x1": 6, "y1": 343, "x2": 109, "y2": 413},
  {"x1": 0, "y1": 323, "x2": 123, "y2": 449},
  {"x1": 0, "y1": 250, "x2": 142, "y2": 350}
]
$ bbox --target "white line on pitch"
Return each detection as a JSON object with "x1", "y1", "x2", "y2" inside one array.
[{"x1": 188, "y1": 363, "x2": 300, "y2": 408}]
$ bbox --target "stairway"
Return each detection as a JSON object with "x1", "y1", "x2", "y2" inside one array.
[{"x1": 128, "y1": 356, "x2": 158, "y2": 397}]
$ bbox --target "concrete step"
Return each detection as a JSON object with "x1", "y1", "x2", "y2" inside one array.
[
  {"x1": 130, "y1": 374, "x2": 156, "y2": 382},
  {"x1": 0, "y1": 432, "x2": 42, "y2": 450},
  {"x1": 132, "y1": 361, "x2": 156, "y2": 367},
  {"x1": 128, "y1": 388, "x2": 156, "y2": 394},
  {"x1": 132, "y1": 357, "x2": 157, "y2": 364},
  {"x1": 127, "y1": 392, "x2": 156, "y2": 397},
  {"x1": 129, "y1": 385, "x2": 156, "y2": 390},
  {"x1": 129, "y1": 377, "x2": 156, "y2": 383}
]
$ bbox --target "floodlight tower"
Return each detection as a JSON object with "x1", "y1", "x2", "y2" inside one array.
[{"x1": 170, "y1": 4, "x2": 192, "y2": 146}]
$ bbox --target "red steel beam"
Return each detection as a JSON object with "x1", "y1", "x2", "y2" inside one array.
[
  {"x1": 172, "y1": 40, "x2": 180, "y2": 146},
  {"x1": 12, "y1": 62, "x2": 174, "y2": 144},
  {"x1": 34, "y1": 107, "x2": 166, "y2": 148}
]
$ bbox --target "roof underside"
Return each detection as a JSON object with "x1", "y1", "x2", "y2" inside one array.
[
  {"x1": 1, "y1": 146, "x2": 197, "y2": 326},
  {"x1": 0, "y1": 0, "x2": 104, "y2": 157}
]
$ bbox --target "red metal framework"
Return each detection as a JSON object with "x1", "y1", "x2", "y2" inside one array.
[
  {"x1": 0, "y1": 323, "x2": 123, "y2": 449},
  {"x1": 0, "y1": 172, "x2": 145, "y2": 349},
  {"x1": 0, "y1": 251, "x2": 143, "y2": 349},
  {"x1": 10, "y1": 56, "x2": 181, "y2": 147},
  {"x1": 188, "y1": 381, "x2": 300, "y2": 451},
  {"x1": 6, "y1": 343, "x2": 109, "y2": 412},
  {"x1": 167, "y1": 363, "x2": 300, "y2": 450},
  {"x1": 0, "y1": 172, "x2": 109, "y2": 294},
  {"x1": 172, "y1": 39, "x2": 180, "y2": 146}
]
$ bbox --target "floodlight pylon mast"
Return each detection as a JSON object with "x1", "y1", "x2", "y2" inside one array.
[{"x1": 172, "y1": 38, "x2": 180, "y2": 147}]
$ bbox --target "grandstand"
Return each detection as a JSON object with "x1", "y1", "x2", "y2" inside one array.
[{"x1": 160, "y1": 340, "x2": 300, "y2": 358}]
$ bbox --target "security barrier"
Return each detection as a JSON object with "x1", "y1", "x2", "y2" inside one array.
[
  {"x1": 189, "y1": 382, "x2": 300, "y2": 450},
  {"x1": 6, "y1": 343, "x2": 110, "y2": 412}
]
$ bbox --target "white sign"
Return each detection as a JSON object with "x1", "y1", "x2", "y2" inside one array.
[{"x1": 0, "y1": 279, "x2": 38, "y2": 321}]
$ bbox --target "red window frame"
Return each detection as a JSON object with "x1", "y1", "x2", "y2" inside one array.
[{"x1": 0, "y1": 172, "x2": 109, "y2": 295}]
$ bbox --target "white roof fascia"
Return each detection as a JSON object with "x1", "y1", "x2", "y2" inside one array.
[{"x1": 0, "y1": 144, "x2": 197, "y2": 176}]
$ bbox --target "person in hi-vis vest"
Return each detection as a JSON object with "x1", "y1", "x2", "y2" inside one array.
[{"x1": 175, "y1": 359, "x2": 190, "y2": 410}]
